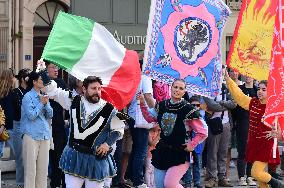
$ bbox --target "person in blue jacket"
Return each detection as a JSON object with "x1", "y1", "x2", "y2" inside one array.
[{"x1": 21, "y1": 71, "x2": 53, "y2": 188}]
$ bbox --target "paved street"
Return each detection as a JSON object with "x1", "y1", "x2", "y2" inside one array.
[
  {"x1": 1, "y1": 148, "x2": 283, "y2": 187},
  {"x1": 1, "y1": 160, "x2": 260, "y2": 188}
]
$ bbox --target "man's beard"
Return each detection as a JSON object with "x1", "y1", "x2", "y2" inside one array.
[{"x1": 85, "y1": 93, "x2": 100, "y2": 104}]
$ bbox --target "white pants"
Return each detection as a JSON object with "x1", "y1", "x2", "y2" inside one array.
[
  {"x1": 145, "y1": 158, "x2": 155, "y2": 188},
  {"x1": 65, "y1": 174, "x2": 104, "y2": 188},
  {"x1": 104, "y1": 143, "x2": 117, "y2": 187},
  {"x1": 22, "y1": 134, "x2": 50, "y2": 188}
]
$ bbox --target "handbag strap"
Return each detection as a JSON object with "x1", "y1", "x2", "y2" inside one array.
[
  {"x1": 215, "y1": 85, "x2": 226, "y2": 120},
  {"x1": 220, "y1": 85, "x2": 226, "y2": 120},
  {"x1": 220, "y1": 110, "x2": 224, "y2": 120}
]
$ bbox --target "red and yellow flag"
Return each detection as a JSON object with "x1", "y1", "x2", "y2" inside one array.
[
  {"x1": 227, "y1": 0, "x2": 278, "y2": 81},
  {"x1": 263, "y1": 0, "x2": 284, "y2": 131}
]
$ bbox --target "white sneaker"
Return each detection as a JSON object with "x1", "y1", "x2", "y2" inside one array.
[
  {"x1": 229, "y1": 161, "x2": 236, "y2": 168},
  {"x1": 246, "y1": 177, "x2": 257, "y2": 186},
  {"x1": 238, "y1": 177, "x2": 248, "y2": 186},
  {"x1": 136, "y1": 183, "x2": 149, "y2": 188},
  {"x1": 224, "y1": 178, "x2": 230, "y2": 182}
]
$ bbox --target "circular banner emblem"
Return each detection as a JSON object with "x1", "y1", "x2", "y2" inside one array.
[{"x1": 174, "y1": 17, "x2": 212, "y2": 65}]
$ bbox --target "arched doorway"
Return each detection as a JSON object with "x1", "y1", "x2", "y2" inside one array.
[{"x1": 33, "y1": 0, "x2": 69, "y2": 80}]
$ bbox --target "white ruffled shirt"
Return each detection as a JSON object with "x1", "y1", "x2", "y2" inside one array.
[{"x1": 45, "y1": 80, "x2": 125, "y2": 136}]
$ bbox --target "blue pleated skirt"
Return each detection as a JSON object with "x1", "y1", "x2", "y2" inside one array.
[{"x1": 59, "y1": 145, "x2": 117, "y2": 182}]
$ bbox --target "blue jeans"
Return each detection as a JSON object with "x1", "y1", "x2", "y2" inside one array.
[
  {"x1": 183, "y1": 152, "x2": 202, "y2": 186},
  {"x1": 129, "y1": 126, "x2": 149, "y2": 186},
  {"x1": 13, "y1": 121, "x2": 24, "y2": 185},
  {"x1": 154, "y1": 168, "x2": 166, "y2": 188},
  {"x1": 0, "y1": 141, "x2": 4, "y2": 158},
  {"x1": 154, "y1": 163, "x2": 189, "y2": 188},
  {"x1": 0, "y1": 130, "x2": 14, "y2": 158},
  {"x1": 0, "y1": 129, "x2": 16, "y2": 163}
]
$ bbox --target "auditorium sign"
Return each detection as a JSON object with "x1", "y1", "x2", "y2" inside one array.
[{"x1": 113, "y1": 30, "x2": 146, "y2": 45}]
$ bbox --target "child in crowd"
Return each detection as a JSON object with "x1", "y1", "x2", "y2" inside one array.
[
  {"x1": 145, "y1": 123, "x2": 161, "y2": 188},
  {"x1": 183, "y1": 96, "x2": 205, "y2": 188}
]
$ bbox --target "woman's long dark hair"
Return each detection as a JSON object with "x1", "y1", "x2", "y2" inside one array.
[
  {"x1": 26, "y1": 71, "x2": 40, "y2": 91},
  {"x1": 15, "y1": 68, "x2": 31, "y2": 85}
]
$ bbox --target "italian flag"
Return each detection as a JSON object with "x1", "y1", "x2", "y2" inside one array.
[{"x1": 42, "y1": 12, "x2": 141, "y2": 110}]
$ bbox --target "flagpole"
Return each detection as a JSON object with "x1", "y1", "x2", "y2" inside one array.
[
  {"x1": 280, "y1": 0, "x2": 283, "y2": 43},
  {"x1": 272, "y1": 0, "x2": 282, "y2": 160},
  {"x1": 273, "y1": 116, "x2": 279, "y2": 158}
]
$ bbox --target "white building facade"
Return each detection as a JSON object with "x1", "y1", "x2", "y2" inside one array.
[{"x1": 0, "y1": 0, "x2": 241, "y2": 73}]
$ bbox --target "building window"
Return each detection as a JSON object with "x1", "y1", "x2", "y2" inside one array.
[
  {"x1": 34, "y1": 0, "x2": 68, "y2": 28},
  {"x1": 226, "y1": 36, "x2": 233, "y2": 60}
]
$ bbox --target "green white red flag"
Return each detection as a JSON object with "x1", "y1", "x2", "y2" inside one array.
[{"x1": 42, "y1": 12, "x2": 141, "y2": 110}]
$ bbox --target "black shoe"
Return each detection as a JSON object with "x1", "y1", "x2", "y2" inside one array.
[
  {"x1": 111, "y1": 182, "x2": 132, "y2": 188},
  {"x1": 271, "y1": 172, "x2": 284, "y2": 180},
  {"x1": 218, "y1": 179, "x2": 233, "y2": 187},
  {"x1": 268, "y1": 177, "x2": 284, "y2": 188},
  {"x1": 119, "y1": 183, "x2": 133, "y2": 188},
  {"x1": 205, "y1": 179, "x2": 218, "y2": 188}
]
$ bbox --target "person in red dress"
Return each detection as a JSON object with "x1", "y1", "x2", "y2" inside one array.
[{"x1": 225, "y1": 71, "x2": 284, "y2": 188}]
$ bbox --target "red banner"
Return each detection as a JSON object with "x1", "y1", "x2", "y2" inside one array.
[{"x1": 263, "y1": 0, "x2": 284, "y2": 130}]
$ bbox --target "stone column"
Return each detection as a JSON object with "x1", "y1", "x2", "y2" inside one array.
[
  {"x1": 20, "y1": 0, "x2": 70, "y2": 70},
  {"x1": 20, "y1": 0, "x2": 39, "y2": 70}
]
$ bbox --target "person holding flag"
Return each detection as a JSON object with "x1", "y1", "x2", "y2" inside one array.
[
  {"x1": 224, "y1": 71, "x2": 284, "y2": 188},
  {"x1": 138, "y1": 79, "x2": 208, "y2": 188},
  {"x1": 36, "y1": 60, "x2": 130, "y2": 188},
  {"x1": 37, "y1": 10, "x2": 142, "y2": 188}
]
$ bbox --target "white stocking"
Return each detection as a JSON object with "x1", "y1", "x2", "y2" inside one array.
[{"x1": 65, "y1": 174, "x2": 104, "y2": 188}]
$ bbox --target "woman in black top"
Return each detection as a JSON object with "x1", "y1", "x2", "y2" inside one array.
[
  {"x1": 140, "y1": 79, "x2": 208, "y2": 188},
  {"x1": 12, "y1": 68, "x2": 31, "y2": 187},
  {"x1": 0, "y1": 69, "x2": 16, "y2": 157},
  {"x1": 232, "y1": 75, "x2": 258, "y2": 186}
]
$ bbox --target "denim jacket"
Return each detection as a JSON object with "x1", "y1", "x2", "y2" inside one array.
[{"x1": 20, "y1": 88, "x2": 53, "y2": 140}]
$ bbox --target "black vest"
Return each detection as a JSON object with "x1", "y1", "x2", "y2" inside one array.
[
  {"x1": 68, "y1": 96, "x2": 114, "y2": 154},
  {"x1": 151, "y1": 99, "x2": 200, "y2": 170},
  {"x1": 157, "y1": 99, "x2": 199, "y2": 146}
]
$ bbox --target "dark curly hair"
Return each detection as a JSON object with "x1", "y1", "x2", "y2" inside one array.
[{"x1": 83, "y1": 76, "x2": 102, "y2": 88}]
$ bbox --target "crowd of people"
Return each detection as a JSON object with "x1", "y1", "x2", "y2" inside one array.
[{"x1": 0, "y1": 59, "x2": 284, "y2": 188}]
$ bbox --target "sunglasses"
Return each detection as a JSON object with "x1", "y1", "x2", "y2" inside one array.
[{"x1": 192, "y1": 103, "x2": 201, "y2": 107}]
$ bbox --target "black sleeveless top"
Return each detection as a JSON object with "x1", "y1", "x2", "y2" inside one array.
[
  {"x1": 157, "y1": 99, "x2": 200, "y2": 146},
  {"x1": 68, "y1": 96, "x2": 114, "y2": 154},
  {"x1": 152, "y1": 99, "x2": 201, "y2": 170}
]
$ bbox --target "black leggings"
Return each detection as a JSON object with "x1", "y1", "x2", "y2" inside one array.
[{"x1": 236, "y1": 121, "x2": 252, "y2": 178}]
